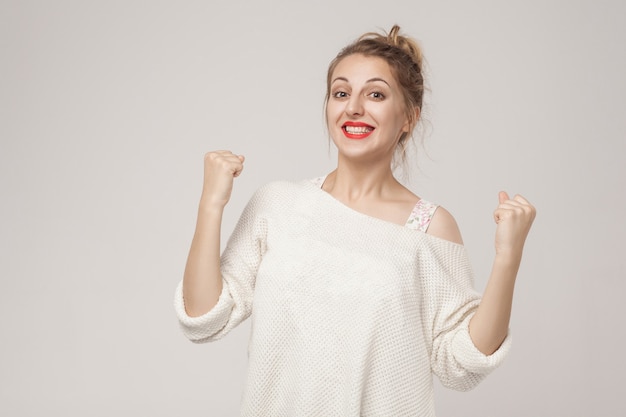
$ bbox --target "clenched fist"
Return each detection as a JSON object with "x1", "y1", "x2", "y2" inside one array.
[
  {"x1": 493, "y1": 192, "x2": 536, "y2": 256},
  {"x1": 200, "y1": 150, "x2": 245, "y2": 209}
]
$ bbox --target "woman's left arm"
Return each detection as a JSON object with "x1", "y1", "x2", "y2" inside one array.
[{"x1": 469, "y1": 192, "x2": 536, "y2": 355}]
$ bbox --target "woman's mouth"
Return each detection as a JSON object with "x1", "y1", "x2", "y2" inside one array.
[{"x1": 342, "y1": 122, "x2": 375, "y2": 139}]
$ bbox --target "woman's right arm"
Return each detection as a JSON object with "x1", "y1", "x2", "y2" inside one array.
[{"x1": 182, "y1": 150, "x2": 245, "y2": 317}]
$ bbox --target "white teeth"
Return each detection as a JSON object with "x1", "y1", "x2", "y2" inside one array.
[{"x1": 345, "y1": 126, "x2": 373, "y2": 134}]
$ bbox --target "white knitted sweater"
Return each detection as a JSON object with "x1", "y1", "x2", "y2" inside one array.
[{"x1": 175, "y1": 180, "x2": 511, "y2": 417}]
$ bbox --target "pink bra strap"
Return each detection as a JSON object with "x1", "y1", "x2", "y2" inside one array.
[
  {"x1": 405, "y1": 199, "x2": 439, "y2": 232},
  {"x1": 310, "y1": 176, "x2": 326, "y2": 188}
]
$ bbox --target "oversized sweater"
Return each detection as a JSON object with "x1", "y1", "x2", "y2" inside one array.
[{"x1": 174, "y1": 179, "x2": 511, "y2": 417}]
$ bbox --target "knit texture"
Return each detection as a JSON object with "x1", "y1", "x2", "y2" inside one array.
[{"x1": 175, "y1": 180, "x2": 511, "y2": 417}]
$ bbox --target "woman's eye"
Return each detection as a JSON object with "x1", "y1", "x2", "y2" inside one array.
[
  {"x1": 369, "y1": 92, "x2": 385, "y2": 100},
  {"x1": 333, "y1": 91, "x2": 348, "y2": 98}
]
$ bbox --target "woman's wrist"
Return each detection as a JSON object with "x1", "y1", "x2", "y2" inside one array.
[
  {"x1": 494, "y1": 247, "x2": 523, "y2": 265},
  {"x1": 199, "y1": 194, "x2": 228, "y2": 214},
  {"x1": 491, "y1": 251, "x2": 522, "y2": 281}
]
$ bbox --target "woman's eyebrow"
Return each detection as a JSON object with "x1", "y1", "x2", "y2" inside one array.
[
  {"x1": 330, "y1": 76, "x2": 390, "y2": 86},
  {"x1": 366, "y1": 77, "x2": 390, "y2": 86}
]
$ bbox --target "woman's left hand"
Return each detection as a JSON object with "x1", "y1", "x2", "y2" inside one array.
[{"x1": 493, "y1": 192, "x2": 536, "y2": 257}]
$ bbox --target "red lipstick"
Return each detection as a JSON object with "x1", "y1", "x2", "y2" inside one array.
[{"x1": 342, "y1": 121, "x2": 375, "y2": 139}]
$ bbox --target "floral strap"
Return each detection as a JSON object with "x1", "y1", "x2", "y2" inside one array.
[{"x1": 405, "y1": 199, "x2": 439, "y2": 232}]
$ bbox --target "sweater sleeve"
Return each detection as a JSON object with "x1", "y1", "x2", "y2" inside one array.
[
  {"x1": 174, "y1": 188, "x2": 268, "y2": 343},
  {"x1": 420, "y1": 238, "x2": 511, "y2": 391}
]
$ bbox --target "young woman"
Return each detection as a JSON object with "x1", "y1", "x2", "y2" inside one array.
[{"x1": 175, "y1": 25, "x2": 535, "y2": 416}]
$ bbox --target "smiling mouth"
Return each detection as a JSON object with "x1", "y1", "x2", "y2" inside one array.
[{"x1": 342, "y1": 122, "x2": 375, "y2": 139}]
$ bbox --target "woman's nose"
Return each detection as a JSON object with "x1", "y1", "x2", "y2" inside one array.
[{"x1": 345, "y1": 95, "x2": 364, "y2": 117}]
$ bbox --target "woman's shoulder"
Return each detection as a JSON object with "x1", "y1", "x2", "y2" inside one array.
[
  {"x1": 255, "y1": 178, "x2": 320, "y2": 193},
  {"x1": 249, "y1": 178, "x2": 319, "y2": 205},
  {"x1": 424, "y1": 205, "x2": 464, "y2": 245}
]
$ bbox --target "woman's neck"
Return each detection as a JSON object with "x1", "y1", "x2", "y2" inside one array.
[{"x1": 323, "y1": 163, "x2": 401, "y2": 203}]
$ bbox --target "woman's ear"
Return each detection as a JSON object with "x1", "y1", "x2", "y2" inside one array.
[{"x1": 402, "y1": 107, "x2": 421, "y2": 132}]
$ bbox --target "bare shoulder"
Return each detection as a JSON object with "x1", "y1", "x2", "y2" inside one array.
[{"x1": 426, "y1": 206, "x2": 464, "y2": 245}]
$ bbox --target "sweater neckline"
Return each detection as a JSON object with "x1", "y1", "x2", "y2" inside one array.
[
  {"x1": 302, "y1": 176, "x2": 466, "y2": 249},
  {"x1": 308, "y1": 175, "x2": 410, "y2": 228}
]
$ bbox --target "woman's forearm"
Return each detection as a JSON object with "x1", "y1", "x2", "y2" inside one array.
[
  {"x1": 468, "y1": 251, "x2": 522, "y2": 355},
  {"x1": 182, "y1": 202, "x2": 225, "y2": 317}
]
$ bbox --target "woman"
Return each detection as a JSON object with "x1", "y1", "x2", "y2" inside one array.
[{"x1": 175, "y1": 25, "x2": 535, "y2": 416}]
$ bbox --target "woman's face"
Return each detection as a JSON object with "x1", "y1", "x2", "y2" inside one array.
[{"x1": 326, "y1": 54, "x2": 409, "y2": 164}]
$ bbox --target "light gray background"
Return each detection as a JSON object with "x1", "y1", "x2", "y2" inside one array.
[{"x1": 1, "y1": 0, "x2": 624, "y2": 416}]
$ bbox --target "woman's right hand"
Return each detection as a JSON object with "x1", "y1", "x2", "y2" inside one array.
[{"x1": 201, "y1": 150, "x2": 245, "y2": 209}]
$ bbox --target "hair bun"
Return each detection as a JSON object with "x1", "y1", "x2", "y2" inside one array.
[{"x1": 386, "y1": 25, "x2": 424, "y2": 71}]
